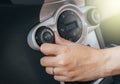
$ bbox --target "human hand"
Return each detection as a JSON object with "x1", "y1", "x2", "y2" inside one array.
[{"x1": 40, "y1": 33, "x2": 109, "y2": 82}]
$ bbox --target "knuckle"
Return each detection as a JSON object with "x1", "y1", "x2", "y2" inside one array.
[
  {"x1": 54, "y1": 70, "x2": 59, "y2": 75},
  {"x1": 58, "y1": 59, "x2": 69, "y2": 66},
  {"x1": 66, "y1": 71, "x2": 74, "y2": 78},
  {"x1": 62, "y1": 46, "x2": 69, "y2": 53}
]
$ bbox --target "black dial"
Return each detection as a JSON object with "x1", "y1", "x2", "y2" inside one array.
[
  {"x1": 57, "y1": 10, "x2": 83, "y2": 42},
  {"x1": 35, "y1": 26, "x2": 55, "y2": 46}
]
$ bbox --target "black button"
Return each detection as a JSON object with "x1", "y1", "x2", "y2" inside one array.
[
  {"x1": 42, "y1": 31, "x2": 53, "y2": 43},
  {"x1": 35, "y1": 26, "x2": 55, "y2": 46}
]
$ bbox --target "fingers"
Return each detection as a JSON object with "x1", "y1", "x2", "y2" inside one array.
[
  {"x1": 45, "y1": 67, "x2": 65, "y2": 75},
  {"x1": 45, "y1": 67, "x2": 73, "y2": 82},
  {"x1": 40, "y1": 56, "x2": 58, "y2": 67},
  {"x1": 40, "y1": 43, "x2": 63, "y2": 55},
  {"x1": 54, "y1": 75, "x2": 74, "y2": 82},
  {"x1": 45, "y1": 67, "x2": 54, "y2": 75},
  {"x1": 40, "y1": 32, "x2": 73, "y2": 56},
  {"x1": 55, "y1": 32, "x2": 73, "y2": 45},
  {"x1": 40, "y1": 32, "x2": 75, "y2": 82}
]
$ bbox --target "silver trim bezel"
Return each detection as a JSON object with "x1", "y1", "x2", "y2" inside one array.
[{"x1": 27, "y1": 4, "x2": 88, "y2": 50}]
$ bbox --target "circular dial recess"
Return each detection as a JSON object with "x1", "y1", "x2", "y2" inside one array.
[
  {"x1": 57, "y1": 10, "x2": 83, "y2": 42},
  {"x1": 35, "y1": 26, "x2": 55, "y2": 46}
]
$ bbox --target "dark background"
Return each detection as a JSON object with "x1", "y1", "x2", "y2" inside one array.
[
  {"x1": 0, "y1": 0, "x2": 59, "y2": 84},
  {"x1": 0, "y1": 0, "x2": 11, "y2": 4},
  {"x1": 0, "y1": 0, "x2": 42, "y2": 5}
]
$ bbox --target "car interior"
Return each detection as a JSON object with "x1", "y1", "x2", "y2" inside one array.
[{"x1": 0, "y1": 0, "x2": 120, "y2": 84}]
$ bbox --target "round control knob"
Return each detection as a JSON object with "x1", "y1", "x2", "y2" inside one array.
[
  {"x1": 27, "y1": 26, "x2": 55, "y2": 50},
  {"x1": 35, "y1": 26, "x2": 55, "y2": 46},
  {"x1": 57, "y1": 10, "x2": 83, "y2": 42},
  {"x1": 87, "y1": 9, "x2": 101, "y2": 25}
]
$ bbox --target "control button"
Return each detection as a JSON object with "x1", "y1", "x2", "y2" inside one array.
[
  {"x1": 57, "y1": 10, "x2": 83, "y2": 42},
  {"x1": 43, "y1": 31, "x2": 53, "y2": 42},
  {"x1": 35, "y1": 26, "x2": 55, "y2": 46},
  {"x1": 87, "y1": 9, "x2": 100, "y2": 25}
]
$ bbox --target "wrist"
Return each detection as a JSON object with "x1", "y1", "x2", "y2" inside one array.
[
  {"x1": 99, "y1": 47, "x2": 120, "y2": 77},
  {"x1": 99, "y1": 49, "x2": 113, "y2": 77}
]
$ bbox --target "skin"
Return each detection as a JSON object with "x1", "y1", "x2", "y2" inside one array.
[{"x1": 40, "y1": 33, "x2": 120, "y2": 82}]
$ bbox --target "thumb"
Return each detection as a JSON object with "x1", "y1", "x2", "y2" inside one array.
[{"x1": 54, "y1": 32, "x2": 73, "y2": 45}]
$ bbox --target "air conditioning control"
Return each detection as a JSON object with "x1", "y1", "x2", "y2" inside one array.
[{"x1": 57, "y1": 10, "x2": 83, "y2": 42}]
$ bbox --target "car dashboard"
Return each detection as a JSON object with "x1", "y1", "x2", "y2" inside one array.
[{"x1": 0, "y1": 0, "x2": 118, "y2": 84}]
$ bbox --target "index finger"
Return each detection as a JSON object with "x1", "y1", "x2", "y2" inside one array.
[{"x1": 40, "y1": 43, "x2": 63, "y2": 55}]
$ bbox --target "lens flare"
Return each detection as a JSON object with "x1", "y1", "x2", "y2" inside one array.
[{"x1": 94, "y1": 0, "x2": 120, "y2": 20}]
